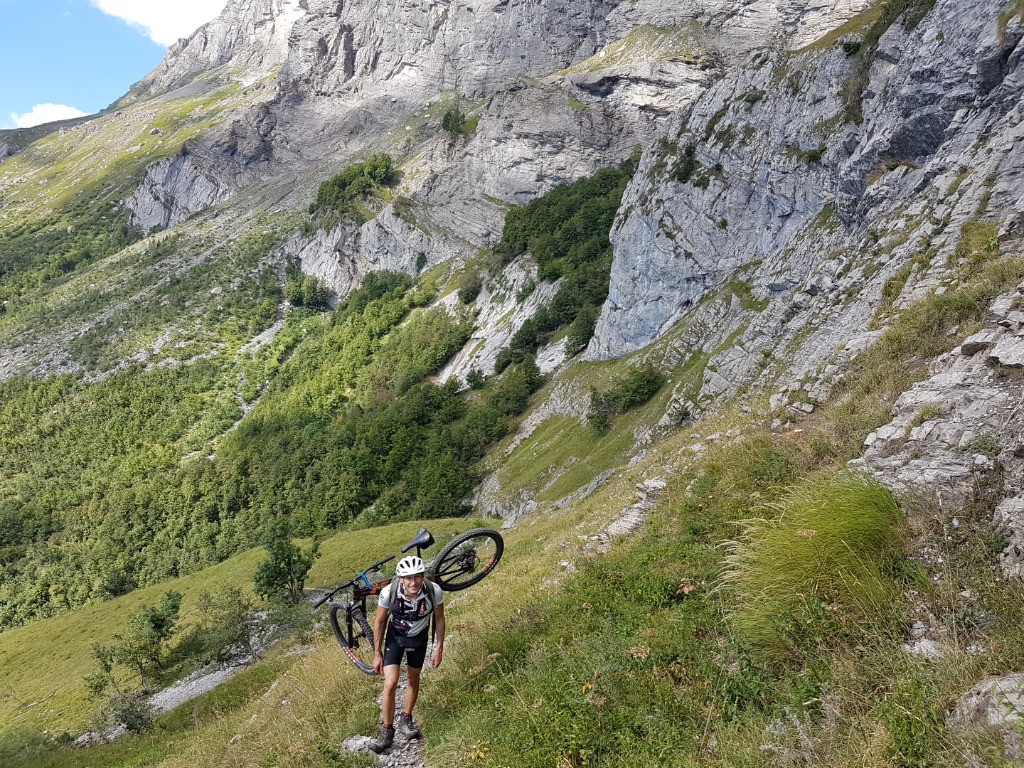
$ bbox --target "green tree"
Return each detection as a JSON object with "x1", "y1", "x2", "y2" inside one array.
[
  {"x1": 301, "y1": 274, "x2": 328, "y2": 309},
  {"x1": 566, "y1": 305, "x2": 599, "y2": 353},
  {"x1": 285, "y1": 275, "x2": 304, "y2": 305},
  {"x1": 113, "y1": 590, "x2": 183, "y2": 686},
  {"x1": 194, "y1": 586, "x2": 264, "y2": 662},
  {"x1": 588, "y1": 364, "x2": 664, "y2": 430},
  {"x1": 85, "y1": 589, "x2": 183, "y2": 699},
  {"x1": 85, "y1": 643, "x2": 154, "y2": 732},
  {"x1": 253, "y1": 516, "x2": 321, "y2": 604},
  {"x1": 442, "y1": 108, "x2": 465, "y2": 135}
]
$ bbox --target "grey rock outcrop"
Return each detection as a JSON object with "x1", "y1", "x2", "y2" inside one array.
[
  {"x1": 588, "y1": 0, "x2": 1024, "y2": 380},
  {"x1": 854, "y1": 281, "x2": 1024, "y2": 576},
  {"x1": 948, "y1": 673, "x2": 1024, "y2": 761},
  {"x1": 128, "y1": 0, "x2": 307, "y2": 102},
  {"x1": 120, "y1": 0, "x2": 896, "y2": 307},
  {"x1": 993, "y1": 495, "x2": 1024, "y2": 579},
  {"x1": 438, "y1": 258, "x2": 560, "y2": 384},
  {"x1": 125, "y1": 149, "x2": 236, "y2": 231},
  {"x1": 282, "y1": 208, "x2": 451, "y2": 304}
]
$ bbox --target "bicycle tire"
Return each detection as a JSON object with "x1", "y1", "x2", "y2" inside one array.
[
  {"x1": 328, "y1": 601, "x2": 376, "y2": 675},
  {"x1": 429, "y1": 528, "x2": 504, "y2": 591}
]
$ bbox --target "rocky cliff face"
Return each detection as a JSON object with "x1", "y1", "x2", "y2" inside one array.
[
  {"x1": 119, "y1": 0, "x2": 901, "y2": 299},
  {"x1": 853, "y1": 282, "x2": 1024, "y2": 579},
  {"x1": 9, "y1": 0, "x2": 1024, "y2": 504},
  {"x1": 69, "y1": 0, "x2": 1019, "y2": 444},
  {"x1": 590, "y1": 0, "x2": 1024, "y2": 361}
]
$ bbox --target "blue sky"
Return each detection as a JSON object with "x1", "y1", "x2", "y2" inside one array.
[{"x1": 0, "y1": 0, "x2": 227, "y2": 129}]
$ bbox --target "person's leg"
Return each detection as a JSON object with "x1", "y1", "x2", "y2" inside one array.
[
  {"x1": 404, "y1": 666, "x2": 421, "y2": 715},
  {"x1": 397, "y1": 640, "x2": 426, "y2": 738},
  {"x1": 369, "y1": 661, "x2": 402, "y2": 753},
  {"x1": 381, "y1": 664, "x2": 400, "y2": 726}
]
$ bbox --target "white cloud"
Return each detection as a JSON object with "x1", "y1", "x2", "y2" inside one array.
[
  {"x1": 10, "y1": 104, "x2": 90, "y2": 129},
  {"x1": 89, "y1": 0, "x2": 230, "y2": 47}
]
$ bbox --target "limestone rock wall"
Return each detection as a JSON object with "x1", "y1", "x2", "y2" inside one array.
[
  {"x1": 121, "y1": 0, "x2": 888, "y2": 281},
  {"x1": 853, "y1": 285, "x2": 1024, "y2": 579},
  {"x1": 588, "y1": 0, "x2": 1024, "y2": 399},
  {"x1": 125, "y1": 150, "x2": 236, "y2": 232}
]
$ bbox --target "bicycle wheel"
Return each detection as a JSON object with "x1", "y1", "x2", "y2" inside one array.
[
  {"x1": 328, "y1": 601, "x2": 376, "y2": 675},
  {"x1": 429, "y1": 528, "x2": 504, "y2": 591}
]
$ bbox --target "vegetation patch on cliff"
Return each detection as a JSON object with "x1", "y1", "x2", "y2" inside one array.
[
  {"x1": 558, "y1": 24, "x2": 706, "y2": 75},
  {"x1": 494, "y1": 152, "x2": 639, "y2": 370},
  {"x1": 307, "y1": 153, "x2": 396, "y2": 227}
]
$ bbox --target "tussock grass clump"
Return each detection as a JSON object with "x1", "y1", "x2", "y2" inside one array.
[{"x1": 722, "y1": 472, "x2": 907, "y2": 660}]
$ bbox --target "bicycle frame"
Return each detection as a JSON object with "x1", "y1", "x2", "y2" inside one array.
[
  {"x1": 318, "y1": 526, "x2": 503, "y2": 674},
  {"x1": 313, "y1": 535, "x2": 433, "y2": 644}
]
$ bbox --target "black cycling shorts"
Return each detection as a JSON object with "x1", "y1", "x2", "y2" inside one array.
[{"x1": 382, "y1": 629, "x2": 428, "y2": 669}]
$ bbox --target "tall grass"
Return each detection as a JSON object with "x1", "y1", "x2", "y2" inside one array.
[
  {"x1": 425, "y1": 435, "x2": 801, "y2": 768},
  {"x1": 722, "y1": 472, "x2": 907, "y2": 661},
  {"x1": 812, "y1": 252, "x2": 1024, "y2": 463}
]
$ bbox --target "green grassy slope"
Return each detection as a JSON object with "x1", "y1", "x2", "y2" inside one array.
[{"x1": 0, "y1": 519, "x2": 483, "y2": 741}]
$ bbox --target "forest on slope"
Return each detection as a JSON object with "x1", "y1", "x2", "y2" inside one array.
[{"x1": 0, "y1": 157, "x2": 635, "y2": 629}]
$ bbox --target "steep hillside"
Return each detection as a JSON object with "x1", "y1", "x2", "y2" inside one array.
[{"x1": 2, "y1": 0, "x2": 1024, "y2": 764}]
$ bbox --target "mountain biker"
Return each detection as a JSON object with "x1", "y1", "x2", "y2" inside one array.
[{"x1": 367, "y1": 554, "x2": 446, "y2": 753}]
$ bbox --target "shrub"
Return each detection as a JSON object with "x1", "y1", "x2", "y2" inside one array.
[
  {"x1": 566, "y1": 305, "x2": 599, "y2": 354},
  {"x1": 721, "y1": 472, "x2": 907, "y2": 661},
  {"x1": 484, "y1": 357, "x2": 541, "y2": 416},
  {"x1": 672, "y1": 143, "x2": 698, "y2": 183},
  {"x1": 459, "y1": 275, "x2": 483, "y2": 304},
  {"x1": 310, "y1": 154, "x2": 396, "y2": 216},
  {"x1": 285, "y1": 272, "x2": 329, "y2": 309},
  {"x1": 588, "y1": 364, "x2": 665, "y2": 429},
  {"x1": 301, "y1": 274, "x2": 328, "y2": 309},
  {"x1": 344, "y1": 271, "x2": 412, "y2": 313},
  {"x1": 194, "y1": 586, "x2": 264, "y2": 662},
  {"x1": 442, "y1": 108, "x2": 465, "y2": 135},
  {"x1": 266, "y1": 597, "x2": 317, "y2": 644},
  {"x1": 253, "y1": 517, "x2": 321, "y2": 604}
]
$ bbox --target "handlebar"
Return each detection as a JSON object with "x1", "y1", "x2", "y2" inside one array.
[
  {"x1": 311, "y1": 554, "x2": 397, "y2": 609},
  {"x1": 312, "y1": 529, "x2": 432, "y2": 609}
]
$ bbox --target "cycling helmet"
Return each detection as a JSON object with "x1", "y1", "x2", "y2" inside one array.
[{"x1": 396, "y1": 555, "x2": 426, "y2": 577}]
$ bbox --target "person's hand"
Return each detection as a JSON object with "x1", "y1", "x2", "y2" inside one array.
[
  {"x1": 430, "y1": 647, "x2": 443, "y2": 669},
  {"x1": 373, "y1": 652, "x2": 384, "y2": 675}
]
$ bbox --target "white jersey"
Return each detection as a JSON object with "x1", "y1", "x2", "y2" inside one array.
[{"x1": 378, "y1": 580, "x2": 442, "y2": 637}]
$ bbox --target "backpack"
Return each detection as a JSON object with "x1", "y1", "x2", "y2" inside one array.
[{"x1": 389, "y1": 579, "x2": 438, "y2": 646}]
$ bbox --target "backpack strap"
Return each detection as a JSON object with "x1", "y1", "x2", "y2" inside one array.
[
  {"x1": 393, "y1": 580, "x2": 437, "y2": 643},
  {"x1": 425, "y1": 579, "x2": 436, "y2": 646}
]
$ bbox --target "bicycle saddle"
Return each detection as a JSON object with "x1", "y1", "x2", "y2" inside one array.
[{"x1": 402, "y1": 527, "x2": 435, "y2": 552}]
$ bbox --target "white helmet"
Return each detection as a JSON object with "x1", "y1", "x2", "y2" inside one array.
[{"x1": 396, "y1": 556, "x2": 426, "y2": 577}]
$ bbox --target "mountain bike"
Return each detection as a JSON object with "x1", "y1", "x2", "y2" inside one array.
[{"x1": 313, "y1": 527, "x2": 503, "y2": 674}]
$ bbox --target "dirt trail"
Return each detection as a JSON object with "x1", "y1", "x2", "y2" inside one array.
[{"x1": 342, "y1": 672, "x2": 427, "y2": 768}]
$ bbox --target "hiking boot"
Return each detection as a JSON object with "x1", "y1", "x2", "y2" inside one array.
[
  {"x1": 397, "y1": 712, "x2": 421, "y2": 739},
  {"x1": 368, "y1": 725, "x2": 395, "y2": 753}
]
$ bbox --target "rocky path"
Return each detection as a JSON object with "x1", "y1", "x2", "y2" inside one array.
[{"x1": 342, "y1": 672, "x2": 427, "y2": 768}]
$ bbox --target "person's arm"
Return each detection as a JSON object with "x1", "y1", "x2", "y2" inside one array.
[
  {"x1": 430, "y1": 603, "x2": 446, "y2": 668},
  {"x1": 373, "y1": 604, "x2": 389, "y2": 674}
]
